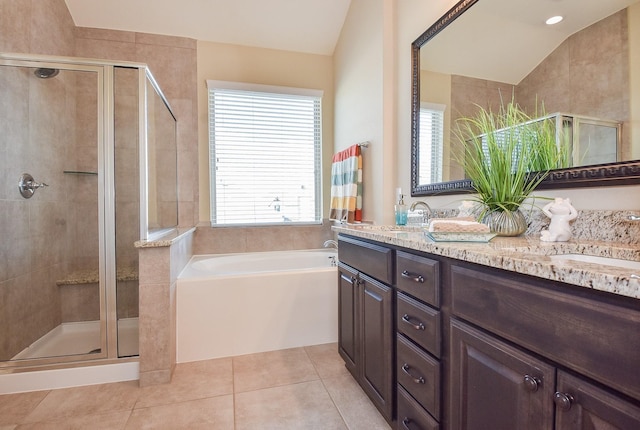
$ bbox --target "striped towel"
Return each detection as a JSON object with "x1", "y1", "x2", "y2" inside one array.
[{"x1": 330, "y1": 144, "x2": 362, "y2": 223}]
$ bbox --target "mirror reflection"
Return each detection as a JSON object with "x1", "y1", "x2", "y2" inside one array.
[{"x1": 412, "y1": 0, "x2": 640, "y2": 194}]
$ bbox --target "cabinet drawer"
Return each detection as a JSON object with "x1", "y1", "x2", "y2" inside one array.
[
  {"x1": 451, "y1": 264, "x2": 640, "y2": 401},
  {"x1": 397, "y1": 334, "x2": 440, "y2": 420},
  {"x1": 397, "y1": 385, "x2": 439, "y2": 430},
  {"x1": 338, "y1": 235, "x2": 394, "y2": 284},
  {"x1": 397, "y1": 292, "x2": 441, "y2": 358},
  {"x1": 396, "y1": 251, "x2": 439, "y2": 307}
]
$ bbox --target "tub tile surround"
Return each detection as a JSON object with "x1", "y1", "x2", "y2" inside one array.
[
  {"x1": 0, "y1": 344, "x2": 390, "y2": 429},
  {"x1": 334, "y1": 209, "x2": 640, "y2": 300},
  {"x1": 135, "y1": 228, "x2": 194, "y2": 387},
  {"x1": 193, "y1": 221, "x2": 335, "y2": 254}
]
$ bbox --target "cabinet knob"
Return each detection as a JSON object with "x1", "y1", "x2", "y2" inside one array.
[
  {"x1": 401, "y1": 314, "x2": 425, "y2": 331},
  {"x1": 553, "y1": 392, "x2": 574, "y2": 411},
  {"x1": 401, "y1": 270, "x2": 425, "y2": 283},
  {"x1": 523, "y1": 374, "x2": 541, "y2": 392},
  {"x1": 401, "y1": 363, "x2": 425, "y2": 384}
]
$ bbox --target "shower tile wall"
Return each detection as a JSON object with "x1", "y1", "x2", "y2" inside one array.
[
  {"x1": 0, "y1": 0, "x2": 78, "y2": 361},
  {"x1": 114, "y1": 67, "x2": 141, "y2": 320},
  {"x1": 0, "y1": 65, "x2": 100, "y2": 359}
]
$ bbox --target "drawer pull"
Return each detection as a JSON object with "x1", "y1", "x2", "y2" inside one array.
[
  {"x1": 401, "y1": 363, "x2": 425, "y2": 384},
  {"x1": 401, "y1": 314, "x2": 425, "y2": 331},
  {"x1": 523, "y1": 374, "x2": 541, "y2": 392},
  {"x1": 401, "y1": 270, "x2": 424, "y2": 283},
  {"x1": 553, "y1": 392, "x2": 574, "y2": 411},
  {"x1": 401, "y1": 418, "x2": 418, "y2": 430}
]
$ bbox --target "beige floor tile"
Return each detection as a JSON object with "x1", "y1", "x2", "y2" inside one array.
[
  {"x1": 235, "y1": 380, "x2": 347, "y2": 430},
  {"x1": 135, "y1": 357, "x2": 233, "y2": 409},
  {"x1": 304, "y1": 342, "x2": 350, "y2": 379},
  {"x1": 15, "y1": 411, "x2": 130, "y2": 430},
  {"x1": 0, "y1": 426, "x2": 17, "y2": 430},
  {"x1": 125, "y1": 395, "x2": 234, "y2": 430},
  {"x1": 23, "y1": 381, "x2": 139, "y2": 424},
  {"x1": 232, "y1": 347, "x2": 319, "y2": 393},
  {"x1": 0, "y1": 391, "x2": 49, "y2": 426},
  {"x1": 322, "y1": 374, "x2": 391, "y2": 430}
]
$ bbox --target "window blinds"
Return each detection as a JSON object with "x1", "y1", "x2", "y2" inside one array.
[
  {"x1": 419, "y1": 103, "x2": 445, "y2": 184},
  {"x1": 208, "y1": 83, "x2": 322, "y2": 225}
]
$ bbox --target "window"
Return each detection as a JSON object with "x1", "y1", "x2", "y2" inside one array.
[
  {"x1": 419, "y1": 103, "x2": 445, "y2": 184},
  {"x1": 208, "y1": 81, "x2": 323, "y2": 225}
]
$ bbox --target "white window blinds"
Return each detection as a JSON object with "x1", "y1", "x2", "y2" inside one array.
[
  {"x1": 419, "y1": 103, "x2": 445, "y2": 184},
  {"x1": 208, "y1": 81, "x2": 323, "y2": 225}
]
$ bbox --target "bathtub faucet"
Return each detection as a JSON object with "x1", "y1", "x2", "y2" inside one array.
[{"x1": 323, "y1": 240, "x2": 338, "y2": 249}]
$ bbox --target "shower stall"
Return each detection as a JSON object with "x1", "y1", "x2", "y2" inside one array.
[{"x1": 0, "y1": 54, "x2": 178, "y2": 373}]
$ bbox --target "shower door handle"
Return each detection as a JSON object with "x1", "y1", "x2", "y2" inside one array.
[{"x1": 18, "y1": 173, "x2": 48, "y2": 199}]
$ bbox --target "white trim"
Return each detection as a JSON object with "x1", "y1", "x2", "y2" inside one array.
[
  {"x1": 421, "y1": 101, "x2": 446, "y2": 112},
  {"x1": 206, "y1": 79, "x2": 323, "y2": 98}
]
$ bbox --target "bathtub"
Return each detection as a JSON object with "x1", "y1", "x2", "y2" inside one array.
[{"x1": 176, "y1": 249, "x2": 338, "y2": 362}]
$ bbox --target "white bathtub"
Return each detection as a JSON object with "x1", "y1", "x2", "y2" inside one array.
[{"x1": 176, "y1": 249, "x2": 338, "y2": 362}]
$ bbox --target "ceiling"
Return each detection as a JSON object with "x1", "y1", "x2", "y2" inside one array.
[
  {"x1": 421, "y1": 0, "x2": 638, "y2": 84},
  {"x1": 63, "y1": 0, "x2": 352, "y2": 56}
]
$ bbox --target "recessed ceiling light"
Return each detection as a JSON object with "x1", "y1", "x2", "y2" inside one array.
[{"x1": 546, "y1": 16, "x2": 564, "y2": 25}]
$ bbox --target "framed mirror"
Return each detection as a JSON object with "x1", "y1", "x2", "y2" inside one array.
[{"x1": 411, "y1": 0, "x2": 640, "y2": 196}]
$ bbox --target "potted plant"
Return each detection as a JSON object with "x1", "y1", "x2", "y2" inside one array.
[{"x1": 454, "y1": 99, "x2": 568, "y2": 236}]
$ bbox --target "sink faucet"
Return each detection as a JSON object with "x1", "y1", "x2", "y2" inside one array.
[
  {"x1": 323, "y1": 239, "x2": 338, "y2": 249},
  {"x1": 409, "y1": 201, "x2": 433, "y2": 225}
]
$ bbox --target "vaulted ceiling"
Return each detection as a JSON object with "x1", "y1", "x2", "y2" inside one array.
[{"x1": 64, "y1": 0, "x2": 352, "y2": 55}]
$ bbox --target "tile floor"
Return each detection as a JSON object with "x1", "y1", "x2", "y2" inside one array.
[{"x1": 0, "y1": 343, "x2": 391, "y2": 429}]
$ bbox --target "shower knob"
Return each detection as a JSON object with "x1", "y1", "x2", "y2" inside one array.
[{"x1": 18, "y1": 173, "x2": 48, "y2": 199}]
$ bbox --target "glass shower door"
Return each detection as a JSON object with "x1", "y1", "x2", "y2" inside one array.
[{"x1": 0, "y1": 62, "x2": 106, "y2": 363}]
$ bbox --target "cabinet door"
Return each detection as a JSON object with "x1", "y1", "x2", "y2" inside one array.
[
  {"x1": 338, "y1": 263, "x2": 358, "y2": 375},
  {"x1": 555, "y1": 371, "x2": 640, "y2": 430},
  {"x1": 361, "y1": 273, "x2": 395, "y2": 421},
  {"x1": 450, "y1": 319, "x2": 555, "y2": 430}
]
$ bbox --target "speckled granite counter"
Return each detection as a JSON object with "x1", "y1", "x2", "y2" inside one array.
[
  {"x1": 56, "y1": 267, "x2": 138, "y2": 286},
  {"x1": 332, "y1": 224, "x2": 640, "y2": 300},
  {"x1": 134, "y1": 227, "x2": 196, "y2": 248}
]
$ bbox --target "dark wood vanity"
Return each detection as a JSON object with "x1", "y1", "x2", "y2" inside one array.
[{"x1": 337, "y1": 234, "x2": 640, "y2": 429}]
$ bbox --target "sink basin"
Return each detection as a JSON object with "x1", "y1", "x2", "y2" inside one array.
[{"x1": 549, "y1": 254, "x2": 640, "y2": 271}]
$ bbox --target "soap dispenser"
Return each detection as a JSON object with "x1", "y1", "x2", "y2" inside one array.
[{"x1": 395, "y1": 194, "x2": 408, "y2": 226}]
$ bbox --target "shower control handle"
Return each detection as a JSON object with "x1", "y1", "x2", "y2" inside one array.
[{"x1": 18, "y1": 173, "x2": 49, "y2": 199}]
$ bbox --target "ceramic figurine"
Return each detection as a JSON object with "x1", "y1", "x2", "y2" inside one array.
[{"x1": 540, "y1": 198, "x2": 577, "y2": 242}]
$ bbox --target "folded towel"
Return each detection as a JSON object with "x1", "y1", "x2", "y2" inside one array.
[{"x1": 428, "y1": 218, "x2": 490, "y2": 233}]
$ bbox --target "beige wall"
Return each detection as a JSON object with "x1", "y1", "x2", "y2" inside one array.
[
  {"x1": 334, "y1": 0, "x2": 392, "y2": 224},
  {"x1": 393, "y1": 0, "x2": 640, "y2": 212},
  {"x1": 631, "y1": 3, "x2": 640, "y2": 160},
  {"x1": 196, "y1": 41, "x2": 334, "y2": 223}
]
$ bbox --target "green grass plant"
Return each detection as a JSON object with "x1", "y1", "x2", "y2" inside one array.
[{"x1": 455, "y1": 99, "x2": 566, "y2": 215}]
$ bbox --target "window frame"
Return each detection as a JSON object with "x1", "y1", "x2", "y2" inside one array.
[{"x1": 207, "y1": 80, "x2": 323, "y2": 227}]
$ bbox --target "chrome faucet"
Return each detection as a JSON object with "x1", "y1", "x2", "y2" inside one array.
[
  {"x1": 323, "y1": 239, "x2": 338, "y2": 249},
  {"x1": 629, "y1": 215, "x2": 640, "y2": 221},
  {"x1": 409, "y1": 201, "x2": 433, "y2": 225}
]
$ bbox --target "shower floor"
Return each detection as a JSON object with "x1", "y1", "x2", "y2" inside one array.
[{"x1": 12, "y1": 318, "x2": 139, "y2": 360}]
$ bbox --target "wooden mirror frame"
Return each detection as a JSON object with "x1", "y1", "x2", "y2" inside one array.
[{"x1": 410, "y1": 0, "x2": 640, "y2": 196}]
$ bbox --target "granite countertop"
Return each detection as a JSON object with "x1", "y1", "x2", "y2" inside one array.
[
  {"x1": 134, "y1": 227, "x2": 196, "y2": 248},
  {"x1": 332, "y1": 224, "x2": 640, "y2": 300},
  {"x1": 56, "y1": 266, "x2": 138, "y2": 286}
]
